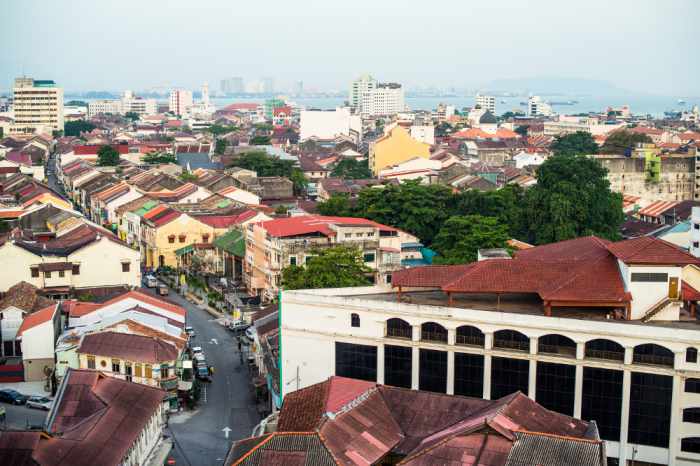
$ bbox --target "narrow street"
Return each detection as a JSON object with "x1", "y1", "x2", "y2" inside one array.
[{"x1": 147, "y1": 286, "x2": 259, "y2": 466}]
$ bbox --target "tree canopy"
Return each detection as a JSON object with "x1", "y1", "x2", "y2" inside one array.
[
  {"x1": 124, "y1": 112, "x2": 140, "y2": 121},
  {"x1": 64, "y1": 120, "x2": 96, "y2": 137},
  {"x1": 207, "y1": 124, "x2": 238, "y2": 136},
  {"x1": 521, "y1": 153, "x2": 623, "y2": 244},
  {"x1": 550, "y1": 131, "x2": 599, "y2": 156},
  {"x1": 281, "y1": 245, "x2": 371, "y2": 290},
  {"x1": 514, "y1": 125, "x2": 528, "y2": 136},
  {"x1": 330, "y1": 158, "x2": 372, "y2": 179},
  {"x1": 250, "y1": 135, "x2": 271, "y2": 145},
  {"x1": 215, "y1": 139, "x2": 228, "y2": 155},
  {"x1": 432, "y1": 215, "x2": 510, "y2": 264},
  {"x1": 598, "y1": 130, "x2": 652, "y2": 155},
  {"x1": 233, "y1": 150, "x2": 307, "y2": 195},
  {"x1": 142, "y1": 152, "x2": 176, "y2": 164},
  {"x1": 97, "y1": 145, "x2": 120, "y2": 166},
  {"x1": 317, "y1": 194, "x2": 353, "y2": 217}
]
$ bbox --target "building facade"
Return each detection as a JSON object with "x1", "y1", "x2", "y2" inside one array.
[
  {"x1": 475, "y1": 93, "x2": 496, "y2": 113},
  {"x1": 369, "y1": 125, "x2": 431, "y2": 175},
  {"x1": 12, "y1": 77, "x2": 64, "y2": 134},
  {"x1": 169, "y1": 89, "x2": 193, "y2": 116}
]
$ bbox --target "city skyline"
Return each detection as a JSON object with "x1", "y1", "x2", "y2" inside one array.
[{"x1": 2, "y1": 0, "x2": 699, "y2": 96}]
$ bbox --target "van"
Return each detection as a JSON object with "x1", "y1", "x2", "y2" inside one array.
[{"x1": 145, "y1": 275, "x2": 157, "y2": 288}]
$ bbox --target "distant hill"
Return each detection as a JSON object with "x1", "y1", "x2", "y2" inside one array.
[{"x1": 482, "y1": 77, "x2": 630, "y2": 96}]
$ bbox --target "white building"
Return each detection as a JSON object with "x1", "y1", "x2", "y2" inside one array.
[
  {"x1": 88, "y1": 99, "x2": 123, "y2": 117},
  {"x1": 691, "y1": 207, "x2": 700, "y2": 258},
  {"x1": 122, "y1": 95, "x2": 158, "y2": 116},
  {"x1": 410, "y1": 125, "x2": 435, "y2": 145},
  {"x1": 349, "y1": 74, "x2": 377, "y2": 109},
  {"x1": 544, "y1": 115, "x2": 626, "y2": 137},
  {"x1": 528, "y1": 95, "x2": 553, "y2": 117},
  {"x1": 378, "y1": 156, "x2": 442, "y2": 183},
  {"x1": 512, "y1": 150, "x2": 545, "y2": 169},
  {"x1": 359, "y1": 82, "x2": 405, "y2": 117},
  {"x1": 475, "y1": 94, "x2": 496, "y2": 113},
  {"x1": 299, "y1": 107, "x2": 362, "y2": 142},
  {"x1": 11, "y1": 77, "x2": 64, "y2": 134},
  {"x1": 17, "y1": 303, "x2": 61, "y2": 381},
  {"x1": 169, "y1": 89, "x2": 193, "y2": 116},
  {"x1": 280, "y1": 235, "x2": 700, "y2": 466}
]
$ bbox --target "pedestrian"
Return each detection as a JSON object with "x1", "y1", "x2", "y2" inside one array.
[{"x1": 209, "y1": 365, "x2": 215, "y2": 375}]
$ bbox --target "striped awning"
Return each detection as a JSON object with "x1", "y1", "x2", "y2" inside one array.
[{"x1": 638, "y1": 200, "x2": 679, "y2": 218}]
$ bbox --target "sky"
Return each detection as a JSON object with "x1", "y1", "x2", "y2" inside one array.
[{"x1": 2, "y1": 0, "x2": 699, "y2": 96}]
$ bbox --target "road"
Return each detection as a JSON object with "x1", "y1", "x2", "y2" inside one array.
[
  {"x1": 0, "y1": 402, "x2": 48, "y2": 431},
  {"x1": 46, "y1": 152, "x2": 67, "y2": 199},
  {"x1": 150, "y1": 287, "x2": 260, "y2": 466}
]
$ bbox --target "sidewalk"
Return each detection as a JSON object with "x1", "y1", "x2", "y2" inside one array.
[{"x1": 0, "y1": 381, "x2": 48, "y2": 395}]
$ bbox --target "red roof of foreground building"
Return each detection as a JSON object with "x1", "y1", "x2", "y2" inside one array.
[
  {"x1": 394, "y1": 235, "x2": 698, "y2": 306},
  {"x1": 229, "y1": 376, "x2": 605, "y2": 466},
  {"x1": 16, "y1": 304, "x2": 57, "y2": 336},
  {"x1": 258, "y1": 215, "x2": 397, "y2": 238},
  {"x1": 77, "y1": 331, "x2": 179, "y2": 363}
]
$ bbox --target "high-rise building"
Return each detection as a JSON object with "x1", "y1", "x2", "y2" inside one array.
[
  {"x1": 220, "y1": 77, "x2": 244, "y2": 94},
  {"x1": 121, "y1": 90, "x2": 157, "y2": 116},
  {"x1": 261, "y1": 77, "x2": 275, "y2": 94},
  {"x1": 12, "y1": 77, "x2": 64, "y2": 134},
  {"x1": 349, "y1": 74, "x2": 377, "y2": 109},
  {"x1": 475, "y1": 93, "x2": 496, "y2": 113},
  {"x1": 87, "y1": 100, "x2": 123, "y2": 117},
  {"x1": 169, "y1": 89, "x2": 193, "y2": 116},
  {"x1": 528, "y1": 95, "x2": 553, "y2": 117}
]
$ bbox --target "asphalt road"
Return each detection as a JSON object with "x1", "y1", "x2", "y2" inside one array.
[
  {"x1": 46, "y1": 153, "x2": 67, "y2": 199},
  {"x1": 0, "y1": 402, "x2": 48, "y2": 431},
  {"x1": 148, "y1": 286, "x2": 260, "y2": 466}
]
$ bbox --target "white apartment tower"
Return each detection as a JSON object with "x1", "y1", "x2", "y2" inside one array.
[
  {"x1": 349, "y1": 74, "x2": 377, "y2": 109},
  {"x1": 475, "y1": 94, "x2": 496, "y2": 113},
  {"x1": 350, "y1": 74, "x2": 405, "y2": 117},
  {"x1": 528, "y1": 95, "x2": 553, "y2": 117},
  {"x1": 169, "y1": 89, "x2": 193, "y2": 116},
  {"x1": 12, "y1": 77, "x2": 64, "y2": 134}
]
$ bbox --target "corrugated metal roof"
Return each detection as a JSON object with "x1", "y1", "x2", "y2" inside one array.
[{"x1": 505, "y1": 431, "x2": 606, "y2": 466}]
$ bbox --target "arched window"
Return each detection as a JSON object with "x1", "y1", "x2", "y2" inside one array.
[
  {"x1": 456, "y1": 325, "x2": 484, "y2": 347},
  {"x1": 585, "y1": 339, "x2": 625, "y2": 362},
  {"x1": 386, "y1": 318, "x2": 412, "y2": 339},
  {"x1": 684, "y1": 408, "x2": 700, "y2": 423},
  {"x1": 538, "y1": 334, "x2": 577, "y2": 357},
  {"x1": 682, "y1": 437, "x2": 700, "y2": 454},
  {"x1": 493, "y1": 330, "x2": 530, "y2": 352},
  {"x1": 688, "y1": 348, "x2": 698, "y2": 363},
  {"x1": 351, "y1": 313, "x2": 360, "y2": 328},
  {"x1": 421, "y1": 322, "x2": 447, "y2": 343},
  {"x1": 633, "y1": 343, "x2": 674, "y2": 367}
]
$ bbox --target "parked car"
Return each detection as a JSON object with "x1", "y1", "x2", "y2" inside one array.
[
  {"x1": 145, "y1": 275, "x2": 158, "y2": 288},
  {"x1": 228, "y1": 321, "x2": 250, "y2": 335},
  {"x1": 26, "y1": 395, "x2": 53, "y2": 411},
  {"x1": 191, "y1": 346, "x2": 203, "y2": 356},
  {"x1": 196, "y1": 365, "x2": 211, "y2": 381},
  {"x1": 0, "y1": 389, "x2": 28, "y2": 405},
  {"x1": 245, "y1": 326, "x2": 256, "y2": 341},
  {"x1": 185, "y1": 326, "x2": 195, "y2": 338},
  {"x1": 157, "y1": 284, "x2": 169, "y2": 296}
]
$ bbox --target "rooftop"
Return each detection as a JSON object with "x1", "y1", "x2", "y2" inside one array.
[{"x1": 77, "y1": 330, "x2": 179, "y2": 363}]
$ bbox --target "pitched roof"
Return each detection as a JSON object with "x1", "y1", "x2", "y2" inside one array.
[
  {"x1": 257, "y1": 215, "x2": 396, "y2": 238},
  {"x1": 227, "y1": 433, "x2": 335, "y2": 466},
  {"x1": 192, "y1": 210, "x2": 257, "y2": 229},
  {"x1": 212, "y1": 229, "x2": 246, "y2": 257},
  {"x1": 17, "y1": 304, "x2": 57, "y2": 336},
  {"x1": 77, "y1": 331, "x2": 179, "y2": 363},
  {"x1": 98, "y1": 290, "x2": 187, "y2": 317},
  {"x1": 638, "y1": 200, "x2": 679, "y2": 218},
  {"x1": 606, "y1": 236, "x2": 700, "y2": 265},
  {"x1": 32, "y1": 369, "x2": 165, "y2": 466},
  {"x1": 0, "y1": 281, "x2": 54, "y2": 313}
]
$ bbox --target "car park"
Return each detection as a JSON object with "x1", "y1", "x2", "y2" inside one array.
[
  {"x1": 26, "y1": 395, "x2": 53, "y2": 411},
  {"x1": 0, "y1": 389, "x2": 28, "y2": 405}
]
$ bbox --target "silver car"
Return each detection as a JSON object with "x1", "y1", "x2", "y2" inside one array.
[{"x1": 26, "y1": 395, "x2": 53, "y2": 411}]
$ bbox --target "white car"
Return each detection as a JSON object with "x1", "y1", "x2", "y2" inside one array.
[
  {"x1": 26, "y1": 395, "x2": 53, "y2": 411},
  {"x1": 191, "y1": 346, "x2": 203, "y2": 355}
]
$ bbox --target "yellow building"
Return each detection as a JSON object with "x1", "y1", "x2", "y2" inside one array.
[{"x1": 369, "y1": 125, "x2": 431, "y2": 176}]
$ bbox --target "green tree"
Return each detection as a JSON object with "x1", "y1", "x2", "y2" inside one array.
[
  {"x1": 330, "y1": 159, "x2": 372, "y2": 179},
  {"x1": 522, "y1": 154, "x2": 623, "y2": 244},
  {"x1": 499, "y1": 111, "x2": 524, "y2": 121},
  {"x1": 233, "y1": 151, "x2": 307, "y2": 195},
  {"x1": 64, "y1": 120, "x2": 96, "y2": 137},
  {"x1": 432, "y1": 215, "x2": 510, "y2": 264},
  {"x1": 453, "y1": 184, "x2": 527, "y2": 239},
  {"x1": 97, "y1": 145, "x2": 120, "y2": 166},
  {"x1": 250, "y1": 135, "x2": 271, "y2": 145},
  {"x1": 179, "y1": 171, "x2": 198, "y2": 182},
  {"x1": 66, "y1": 100, "x2": 88, "y2": 107},
  {"x1": 352, "y1": 181, "x2": 456, "y2": 245},
  {"x1": 143, "y1": 152, "x2": 177, "y2": 164},
  {"x1": 215, "y1": 139, "x2": 228, "y2": 155},
  {"x1": 549, "y1": 131, "x2": 599, "y2": 156},
  {"x1": 317, "y1": 194, "x2": 353, "y2": 216},
  {"x1": 598, "y1": 130, "x2": 652, "y2": 155},
  {"x1": 124, "y1": 111, "x2": 140, "y2": 121},
  {"x1": 514, "y1": 125, "x2": 528, "y2": 137},
  {"x1": 207, "y1": 124, "x2": 237, "y2": 136},
  {"x1": 289, "y1": 169, "x2": 308, "y2": 196},
  {"x1": 281, "y1": 246, "x2": 371, "y2": 290}
]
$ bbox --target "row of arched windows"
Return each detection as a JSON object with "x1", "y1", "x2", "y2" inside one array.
[{"x1": 381, "y1": 317, "x2": 679, "y2": 367}]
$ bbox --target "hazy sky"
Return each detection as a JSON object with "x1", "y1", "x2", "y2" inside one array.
[{"x1": 2, "y1": 0, "x2": 698, "y2": 95}]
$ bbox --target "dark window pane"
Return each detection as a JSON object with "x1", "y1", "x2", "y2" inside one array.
[
  {"x1": 454, "y1": 352, "x2": 483, "y2": 397},
  {"x1": 682, "y1": 437, "x2": 700, "y2": 454},
  {"x1": 386, "y1": 318, "x2": 412, "y2": 339},
  {"x1": 419, "y1": 349, "x2": 447, "y2": 393},
  {"x1": 687, "y1": 348, "x2": 698, "y2": 363},
  {"x1": 687, "y1": 378, "x2": 700, "y2": 393},
  {"x1": 493, "y1": 330, "x2": 530, "y2": 352},
  {"x1": 335, "y1": 342, "x2": 376, "y2": 382},
  {"x1": 351, "y1": 313, "x2": 360, "y2": 328},
  {"x1": 538, "y1": 334, "x2": 576, "y2": 358},
  {"x1": 585, "y1": 339, "x2": 625, "y2": 362},
  {"x1": 491, "y1": 357, "x2": 529, "y2": 399},
  {"x1": 628, "y1": 372, "x2": 672, "y2": 448},
  {"x1": 684, "y1": 408, "x2": 700, "y2": 423},
  {"x1": 630, "y1": 272, "x2": 668, "y2": 282},
  {"x1": 536, "y1": 362, "x2": 575, "y2": 416},
  {"x1": 384, "y1": 345, "x2": 412, "y2": 389},
  {"x1": 455, "y1": 326, "x2": 484, "y2": 347},
  {"x1": 582, "y1": 367, "x2": 623, "y2": 442},
  {"x1": 633, "y1": 344, "x2": 674, "y2": 367},
  {"x1": 421, "y1": 322, "x2": 447, "y2": 343}
]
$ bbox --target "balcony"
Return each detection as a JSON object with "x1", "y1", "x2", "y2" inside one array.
[
  {"x1": 455, "y1": 334, "x2": 485, "y2": 347},
  {"x1": 386, "y1": 327, "x2": 412, "y2": 340},
  {"x1": 538, "y1": 344, "x2": 576, "y2": 358},
  {"x1": 632, "y1": 353, "x2": 674, "y2": 368},
  {"x1": 584, "y1": 349, "x2": 624, "y2": 362},
  {"x1": 493, "y1": 339, "x2": 529, "y2": 352}
]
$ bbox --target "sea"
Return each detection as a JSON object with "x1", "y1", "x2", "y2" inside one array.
[{"x1": 70, "y1": 94, "x2": 699, "y2": 118}]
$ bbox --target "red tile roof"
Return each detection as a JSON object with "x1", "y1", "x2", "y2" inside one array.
[
  {"x1": 77, "y1": 331, "x2": 179, "y2": 363},
  {"x1": 683, "y1": 281, "x2": 700, "y2": 301},
  {"x1": 16, "y1": 304, "x2": 57, "y2": 336},
  {"x1": 638, "y1": 200, "x2": 679, "y2": 218},
  {"x1": 73, "y1": 144, "x2": 130, "y2": 155},
  {"x1": 33, "y1": 369, "x2": 165, "y2": 466},
  {"x1": 258, "y1": 215, "x2": 396, "y2": 238},
  {"x1": 99, "y1": 290, "x2": 187, "y2": 317},
  {"x1": 193, "y1": 210, "x2": 257, "y2": 229},
  {"x1": 606, "y1": 236, "x2": 700, "y2": 265}
]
